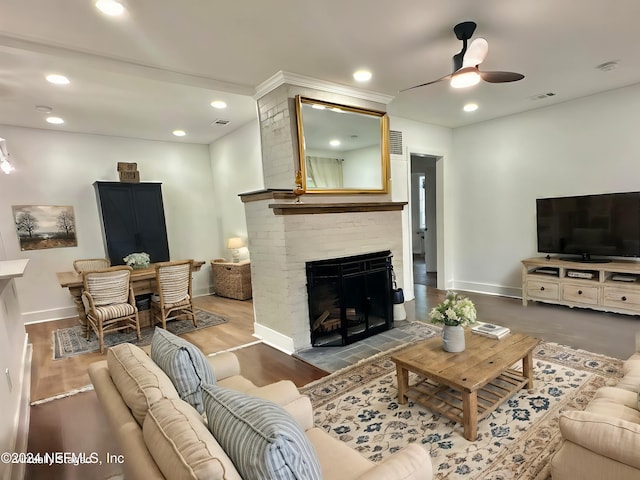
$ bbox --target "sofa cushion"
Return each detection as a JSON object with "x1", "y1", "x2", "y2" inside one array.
[
  {"x1": 143, "y1": 397, "x2": 242, "y2": 480},
  {"x1": 151, "y1": 327, "x2": 216, "y2": 414},
  {"x1": 615, "y1": 373, "x2": 640, "y2": 393},
  {"x1": 107, "y1": 342, "x2": 180, "y2": 425},
  {"x1": 586, "y1": 387, "x2": 640, "y2": 424},
  {"x1": 202, "y1": 384, "x2": 322, "y2": 480}
]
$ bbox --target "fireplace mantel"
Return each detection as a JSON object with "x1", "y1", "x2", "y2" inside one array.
[
  {"x1": 239, "y1": 189, "x2": 406, "y2": 215},
  {"x1": 268, "y1": 202, "x2": 407, "y2": 215}
]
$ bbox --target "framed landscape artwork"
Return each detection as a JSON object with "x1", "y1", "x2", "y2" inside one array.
[{"x1": 12, "y1": 205, "x2": 77, "y2": 251}]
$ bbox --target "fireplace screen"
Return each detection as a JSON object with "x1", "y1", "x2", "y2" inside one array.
[{"x1": 306, "y1": 251, "x2": 393, "y2": 347}]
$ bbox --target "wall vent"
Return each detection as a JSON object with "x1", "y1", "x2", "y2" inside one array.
[
  {"x1": 212, "y1": 119, "x2": 230, "y2": 126},
  {"x1": 529, "y1": 92, "x2": 556, "y2": 101},
  {"x1": 389, "y1": 130, "x2": 403, "y2": 155}
]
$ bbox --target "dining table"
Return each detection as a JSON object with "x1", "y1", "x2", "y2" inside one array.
[{"x1": 56, "y1": 260, "x2": 205, "y2": 333}]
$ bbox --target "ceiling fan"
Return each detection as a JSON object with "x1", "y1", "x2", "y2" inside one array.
[{"x1": 402, "y1": 21, "x2": 524, "y2": 92}]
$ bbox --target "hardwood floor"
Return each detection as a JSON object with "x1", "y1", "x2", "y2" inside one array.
[
  {"x1": 24, "y1": 288, "x2": 640, "y2": 479},
  {"x1": 27, "y1": 295, "x2": 326, "y2": 402},
  {"x1": 409, "y1": 285, "x2": 639, "y2": 360}
]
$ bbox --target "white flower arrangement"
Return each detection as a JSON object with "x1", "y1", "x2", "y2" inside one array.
[
  {"x1": 429, "y1": 291, "x2": 477, "y2": 327},
  {"x1": 123, "y1": 252, "x2": 150, "y2": 269}
]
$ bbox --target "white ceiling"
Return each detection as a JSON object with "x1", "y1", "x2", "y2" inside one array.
[{"x1": 2, "y1": 0, "x2": 640, "y2": 145}]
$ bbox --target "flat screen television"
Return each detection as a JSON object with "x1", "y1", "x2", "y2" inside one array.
[{"x1": 536, "y1": 191, "x2": 640, "y2": 262}]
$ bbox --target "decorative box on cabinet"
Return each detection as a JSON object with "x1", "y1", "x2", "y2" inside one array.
[{"x1": 210, "y1": 259, "x2": 252, "y2": 300}]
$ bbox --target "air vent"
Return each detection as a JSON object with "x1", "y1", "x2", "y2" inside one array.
[
  {"x1": 389, "y1": 130, "x2": 403, "y2": 155},
  {"x1": 212, "y1": 119, "x2": 230, "y2": 126},
  {"x1": 529, "y1": 92, "x2": 556, "y2": 101}
]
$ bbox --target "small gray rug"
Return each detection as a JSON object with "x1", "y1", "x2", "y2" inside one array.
[{"x1": 53, "y1": 309, "x2": 228, "y2": 359}]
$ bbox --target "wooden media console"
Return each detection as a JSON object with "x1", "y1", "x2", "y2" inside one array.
[{"x1": 522, "y1": 257, "x2": 640, "y2": 315}]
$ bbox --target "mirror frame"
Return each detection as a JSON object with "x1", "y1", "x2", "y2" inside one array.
[{"x1": 295, "y1": 95, "x2": 390, "y2": 194}]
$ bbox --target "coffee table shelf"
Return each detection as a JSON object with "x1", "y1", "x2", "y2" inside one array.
[{"x1": 406, "y1": 368, "x2": 529, "y2": 425}]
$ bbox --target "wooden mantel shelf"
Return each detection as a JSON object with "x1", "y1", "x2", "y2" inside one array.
[{"x1": 268, "y1": 202, "x2": 407, "y2": 215}]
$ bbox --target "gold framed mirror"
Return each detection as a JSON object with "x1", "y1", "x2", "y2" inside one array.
[{"x1": 295, "y1": 96, "x2": 390, "y2": 194}]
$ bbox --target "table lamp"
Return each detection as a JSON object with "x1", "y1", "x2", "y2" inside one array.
[{"x1": 227, "y1": 237, "x2": 243, "y2": 263}]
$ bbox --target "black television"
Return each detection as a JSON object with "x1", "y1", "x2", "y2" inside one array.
[{"x1": 536, "y1": 191, "x2": 640, "y2": 262}]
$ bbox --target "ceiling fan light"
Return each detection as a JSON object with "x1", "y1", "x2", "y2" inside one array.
[
  {"x1": 450, "y1": 70, "x2": 481, "y2": 88},
  {"x1": 0, "y1": 158, "x2": 14, "y2": 174},
  {"x1": 95, "y1": 0, "x2": 125, "y2": 16}
]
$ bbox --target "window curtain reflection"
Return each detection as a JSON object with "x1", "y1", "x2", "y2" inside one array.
[{"x1": 306, "y1": 156, "x2": 344, "y2": 188}]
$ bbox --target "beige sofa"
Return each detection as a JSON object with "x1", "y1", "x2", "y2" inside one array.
[
  {"x1": 89, "y1": 342, "x2": 433, "y2": 480},
  {"x1": 550, "y1": 350, "x2": 640, "y2": 480}
]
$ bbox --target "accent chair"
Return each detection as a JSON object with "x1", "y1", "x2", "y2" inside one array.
[
  {"x1": 151, "y1": 260, "x2": 196, "y2": 330},
  {"x1": 81, "y1": 265, "x2": 141, "y2": 353},
  {"x1": 73, "y1": 258, "x2": 111, "y2": 274}
]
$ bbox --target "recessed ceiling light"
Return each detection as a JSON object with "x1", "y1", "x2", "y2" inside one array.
[
  {"x1": 311, "y1": 104, "x2": 326, "y2": 110},
  {"x1": 172, "y1": 130, "x2": 186, "y2": 137},
  {"x1": 353, "y1": 70, "x2": 372, "y2": 82},
  {"x1": 210, "y1": 100, "x2": 227, "y2": 109},
  {"x1": 35, "y1": 105, "x2": 53, "y2": 113},
  {"x1": 463, "y1": 103, "x2": 478, "y2": 112},
  {"x1": 46, "y1": 116, "x2": 64, "y2": 124},
  {"x1": 95, "y1": 0, "x2": 125, "y2": 16},
  {"x1": 329, "y1": 139, "x2": 341, "y2": 147},
  {"x1": 46, "y1": 74, "x2": 70, "y2": 85}
]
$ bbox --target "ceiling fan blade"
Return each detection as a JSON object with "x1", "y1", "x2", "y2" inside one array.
[
  {"x1": 462, "y1": 37, "x2": 488, "y2": 68},
  {"x1": 480, "y1": 71, "x2": 524, "y2": 83},
  {"x1": 400, "y1": 75, "x2": 451, "y2": 92}
]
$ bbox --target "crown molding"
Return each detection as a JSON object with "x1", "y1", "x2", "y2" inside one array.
[{"x1": 254, "y1": 71, "x2": 395, "y2": 105}]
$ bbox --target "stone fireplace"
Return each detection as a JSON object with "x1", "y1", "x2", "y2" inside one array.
[{"x1": 240, "y1": 73, "x2": 405, "y2": 353}]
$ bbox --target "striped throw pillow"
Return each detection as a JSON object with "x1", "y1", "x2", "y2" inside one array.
[
  {"x1": 202, "y1": 384, "x2": 321, "y2": 480},
  {"x1": 151, "y1": 327, "x2": 216, "y2": 414}
]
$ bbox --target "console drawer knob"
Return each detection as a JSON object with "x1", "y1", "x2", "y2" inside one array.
[
  {"x1": 540, "y1": 286, "x2": 545, "y2": 291},
  {"x1": 622, "y1": 296, "x2": 627, "y2": 301},
  {"x1": 578, "y1": 290, "x2": 583, "y2": 295}
]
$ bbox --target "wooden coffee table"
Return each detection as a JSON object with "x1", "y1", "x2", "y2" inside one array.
[{"x1": 391, "y1": 330, "x2": 540, "y2": 441}]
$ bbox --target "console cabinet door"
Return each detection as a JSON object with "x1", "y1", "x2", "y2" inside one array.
[{"x1": 94, "y1": 182, "x2": 170, "y2": 265}]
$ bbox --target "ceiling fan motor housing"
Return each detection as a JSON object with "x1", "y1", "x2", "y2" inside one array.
[
  {"x1": 452, "y1": 21, "x2": 477, "y2": 71},
  {"x1": 454, "y1": 21, "x2": 477, "y2": 40}
]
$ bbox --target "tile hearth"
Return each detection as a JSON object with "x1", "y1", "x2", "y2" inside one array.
[{"x1": 294, "y1": 320, "x2": 435, "y2": 372}]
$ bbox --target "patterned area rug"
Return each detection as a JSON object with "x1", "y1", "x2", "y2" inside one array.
[
  {"x1": 300, "y1": 326, "x2": 624, "y2": 480},
  {"x1": 52, "y1": 309, "x2": 227, "y2": 359}
]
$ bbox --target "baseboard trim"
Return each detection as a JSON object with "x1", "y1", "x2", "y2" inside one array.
[
  {"x1": 23, "y1": 306, "x2": 78, "y2": 324},
  {"x1": 450, "y1": 281, "x2": 522, "y2": 299},
  {"x1": 252, "y1": 323, "x2": 295, "y2": 355},
  {"x1": 9, "y1": 339, "x2": 31, "y2": 480}
]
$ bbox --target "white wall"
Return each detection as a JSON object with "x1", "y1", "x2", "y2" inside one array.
[
  {"x1": 450, "y1": 83, "x2": 640, "y2": 297},
  {"x1": 209, "y1": 120, "x2": 264, "y2": 259},
  {"x1": 0, "y1": 125, "x2": 218, "y2": 323},
  {"x1": 388, "y1": 116, "x2": 454, "y2": 294},
  {"x1": 342, "y1": 145, "x2": 382, "y2": 188}
]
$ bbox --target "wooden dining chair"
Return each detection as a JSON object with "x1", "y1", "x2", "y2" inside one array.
[
  {"x1": 81, "y1": 265, "x2": 141, "y2": 353},
  {"x1": 151, "y1": 260, "x2": 196, "y2": 329},
  {"x1": 73, "y1": 258, "x2": 111, "y2": 274}
]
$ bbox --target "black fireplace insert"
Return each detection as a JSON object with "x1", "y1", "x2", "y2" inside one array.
[{"x1": 306, "y1": 250, "x2": 393, "y2": 347}]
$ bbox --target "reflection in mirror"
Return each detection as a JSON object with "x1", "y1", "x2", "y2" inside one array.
[{"x1": 295, "y1": 96, "x2": 390, "y2": 194}]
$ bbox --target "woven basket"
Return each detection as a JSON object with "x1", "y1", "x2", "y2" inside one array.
[{"x1": 211, "y1": 260, "x2": 252, "y2": 300}]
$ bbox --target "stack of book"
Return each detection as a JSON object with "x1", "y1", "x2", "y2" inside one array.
[{"x1": 471, "y1": 322, "x2": 511, "y2": 339}]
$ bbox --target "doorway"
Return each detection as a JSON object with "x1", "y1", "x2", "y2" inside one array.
[{"x1": 410, "y1": 154, "x2": 437, "y2": 288}]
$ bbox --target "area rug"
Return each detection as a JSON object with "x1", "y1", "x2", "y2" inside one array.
[
  {"x1": 300, "y1": 329, "x2": 624, "y2": 480},
  {"x1": 52, "y1": 309, "x2": 228, "y2": 359}
]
